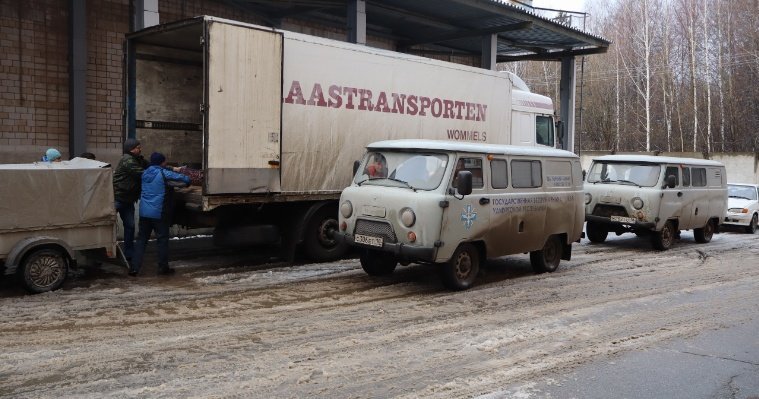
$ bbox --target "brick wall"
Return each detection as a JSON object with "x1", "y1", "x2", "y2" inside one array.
[
  {"x1": 0, "y1": 0, "x2": 69, "y2": 163},
  {"x1": 0, "y1": 0, "x2": 404, "y2": 164}
]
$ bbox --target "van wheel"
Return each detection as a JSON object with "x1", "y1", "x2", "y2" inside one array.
[
  {"x1": 652, "y1": 221, "x2": 676, "y2": 250},
  {"x1": 303, "y1": 206, "x2": 348, "y2": 262},
  {"x1": 19, "y1": 248, "x2": 68, "y2": 294},
  {"x1": 530, "y1": 235, "x2": 562, "y2": 273},
  {"x1": 694, "y1": 220, "x2": 715, "y2": 243},
  {"x1": 746, "y1": 214, "x2": 758, "y2": 234},
  {"x1": 586, "y1": 222, "x2": 607, "y2": 243},
  {"x1": 441, "y1": 243, "x2": 479, "y2": 290},
  {"x1": 360, "y1": 250, "x2": 397, "y2": 276}
]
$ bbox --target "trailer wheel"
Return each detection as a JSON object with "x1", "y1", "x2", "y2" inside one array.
[
  {"x1": 303, "y1": 206, "x2": 348, "y2": 262},
  {"x1": 530, "y1": 235, "x2": 562, "y2": 273},
  {"x1": 441, "y1": 243, "x2": 479, "y2": 290},
  {"x1": 19, "y1": 248, "x2": 68, "y2": 294},
  {"x1": 586, "y1": 222, "x2": 608, "y2": 243},
  {"x1": 694, "y1": 219, "x2": 715, "y2": 243},
  {"x1": 360, "y1": 250, "x2": 397, "y2": 276},
  {"x1": 652, "y1": 220, "x2": 676, "y2": 250},
  {"x1": 745, "y1": 214, "x2": 758, "y2": 234}
]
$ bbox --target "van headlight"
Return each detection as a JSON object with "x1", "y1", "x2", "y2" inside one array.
[
  {"x1": 584, "y1": 193, "x2": 592, "y2": 205},
  {"x1": 631, "y1": 197, "x2": 644, "y2": 210},
  {"x1": 340, "y1": 201, "x2": 353, "y2": 218},
  {"x1": 400, "y1": 207, "x2": 416, "y2": 227}
]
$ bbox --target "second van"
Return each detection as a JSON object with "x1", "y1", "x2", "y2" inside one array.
[{"x1": 584, "y1": 155, "x2": 727, "y2": 250}]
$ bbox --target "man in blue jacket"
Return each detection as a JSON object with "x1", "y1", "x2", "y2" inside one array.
[{"x1": 128, "y1": 152, "x2": 191, "y2": 276}]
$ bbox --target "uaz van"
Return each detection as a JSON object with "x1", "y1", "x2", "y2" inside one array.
[
  {"x1": 334, "y1": 139, "x2": 584, "y2": 290},
  {"x1": 584, "y1": 155, "x2": 727, "y2": 250}
]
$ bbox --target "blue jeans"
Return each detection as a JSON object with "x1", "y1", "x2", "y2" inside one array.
[
  {"x1": 115, "y1": 200, "x2": 135, "y2": 260},
  {"x1": 130, "y1": 217, "x2": 171, "y2": 274}
]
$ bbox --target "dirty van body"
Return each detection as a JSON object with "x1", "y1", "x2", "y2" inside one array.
[
  {"x1": 124, "y1": 16, "x2": 559, "y2": 263},
  {"x1": 584, "y1": 155, "x2": 728, "y2": 250},
  {"x1": 0, "y1": 159, "x2": 127, "y2": 293},
  {"x1": 334, "y1": 139, "x2": 584, "y2": 290}
]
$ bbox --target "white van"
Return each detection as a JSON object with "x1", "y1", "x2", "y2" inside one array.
[
  {"x1": 584, "y1": 155, "x2": 727, "y2": 250},
  {"x1": 334, "y1": 139, "x2": 584, "y2": 290}
]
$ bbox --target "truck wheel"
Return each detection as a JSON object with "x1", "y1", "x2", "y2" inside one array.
[
  {"x1": 652, "y1": 220, "x2": 676, "y2": 250},
  {"x1": 303, "y1": 206, "x2": 348, "y2": 262},
  {"x1": 745, "y1": 214, "x2": 758, "y2": 234},
  {"x1": 530, "y1": 235, "x2": 562, "y2": 273},
  {"x1": 586, "y1": 222, "x2": 608, "y2": 243},
  {"x1": 441, "y1": 243, "x2": 479, "y2": 290},
  {"x1": 19, "y1": 248, "x2": 68, "y2": 294},
  {"x1": 694, "y1": 220, "x2": 715, "y2": 243},
  {"x1": 360, "y1": 250, "x2": 397, "y2": 276}
]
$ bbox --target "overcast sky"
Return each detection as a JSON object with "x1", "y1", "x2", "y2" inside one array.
[{"x1": 532, "y1": 0, "x2": 587, "y2": 12}]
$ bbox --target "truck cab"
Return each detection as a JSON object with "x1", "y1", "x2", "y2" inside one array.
[{"x1": 334, "y1": 139, "x2": 584, "y2": 290}]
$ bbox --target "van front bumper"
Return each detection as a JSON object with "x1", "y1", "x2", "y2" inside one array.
[
  {"x1": 330, "y1": 231, "x2": 437, "y2": 262},
  {"x1": 585, "y1": 215, "x2": 656, "y2": 230}
]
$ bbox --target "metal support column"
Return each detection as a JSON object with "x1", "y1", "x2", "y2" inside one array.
[
  {"x1": 559, "y1": 56, "x2": 576, "y2": 152},
  {"x1": 133, "y1": 0, "x2": 159, "y2": 31},
  {"x1": 347, "y1": 0, "x2": 366, "y2": 45},
  {"x1": 69, "y1": 0, "x2": 86, "y2": 158},
  {"x1": 481, "y1": 34, "x2": 497, "y2": 70}
]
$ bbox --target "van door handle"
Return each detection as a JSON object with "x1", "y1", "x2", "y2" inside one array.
[
  {"x1": 677, "y1": 192, "x2": 683, "y2": 197},
  {"x1": 479, "y1": 198, "x2": 490, "y2": 205}
]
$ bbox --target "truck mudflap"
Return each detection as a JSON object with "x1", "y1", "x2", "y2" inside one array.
[{"x1": 331, "y1": 231, "x2": 437, "y2": 263}]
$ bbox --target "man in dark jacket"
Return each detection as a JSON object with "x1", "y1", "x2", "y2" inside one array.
[
  {"x1": 113, "y1": 138, "x2": 148, "y2": 262},
  {"x1": 129, "y1": 152, "x2": 190, "y2": 276}
]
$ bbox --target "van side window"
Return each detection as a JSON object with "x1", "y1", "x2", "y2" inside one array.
[
  {"x1": 511, "y1": 160, "x2": 542, "y2": 188},
  {"x1": 692, "y1": 168, "x2": 707, "y2": 187},
  {"x1": 665, "y1": 166, "x2": 679, "y2": 186},
  {"x1": 452, "y1": 157, "x2": 484, "y2": 189},
  {"x1": 490, "y1": 159, "x2": 508, "y2": 188},
  {"x1": 682, "y1": 167, "x2": 691, "y2": 187},
  {"x1": 536, "y1": 116, "x2": 554, "y2": 147}
]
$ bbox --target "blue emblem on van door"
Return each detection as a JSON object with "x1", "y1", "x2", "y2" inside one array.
[{"x1": 461, "y1": 204, "x2": 477, "y2": 229}]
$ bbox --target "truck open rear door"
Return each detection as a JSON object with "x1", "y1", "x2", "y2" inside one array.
[{"x1": 205, "y1": 20, "x2": 283, "y2": 194}]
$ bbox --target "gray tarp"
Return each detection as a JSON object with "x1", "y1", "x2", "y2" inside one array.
[{"x1": 0, "y1": 158, "x2": 115, "y2": 233}]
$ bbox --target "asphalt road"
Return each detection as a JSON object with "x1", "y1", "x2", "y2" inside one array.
[{"x1": 1, "y1": 230, "x2": 758, "y2": 398}]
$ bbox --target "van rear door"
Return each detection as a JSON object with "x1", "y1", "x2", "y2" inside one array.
[{"x1": 205, "y1": 20, "x2": 282, "y2": 194}]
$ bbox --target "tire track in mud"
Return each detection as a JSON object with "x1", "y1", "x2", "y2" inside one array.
[{"x1": 1, "y1": 232, "x2": 758, "y2": 398}]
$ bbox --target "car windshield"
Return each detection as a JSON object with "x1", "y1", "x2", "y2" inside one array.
[
  {"x1": 587, "y1": 162, "x2": 661, "y2": 187},
  {"x1": 354, "y1": 151, "x2": 449, "y2": 191},
  {"x1": 728, "y1": 185, "x2": 758, "y2": 200}
]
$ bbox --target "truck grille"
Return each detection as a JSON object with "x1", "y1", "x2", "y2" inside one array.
[
  {"x1": 592, "y1": 204, "x2": 629, "y2": 218},
  {"x1": 354, "y1": 219, "x2": 397, "y2": 243}
]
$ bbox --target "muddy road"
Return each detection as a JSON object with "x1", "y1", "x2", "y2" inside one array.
[{"x1": 1, "y1": 230, "x2": 758, "y2": 398}]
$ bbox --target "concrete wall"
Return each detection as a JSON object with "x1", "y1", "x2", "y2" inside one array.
[{"x1": 579, "y1": 151, "x2": 759, "y2": 184}]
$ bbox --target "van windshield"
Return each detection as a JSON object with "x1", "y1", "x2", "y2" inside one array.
[
  {"x1": 354, "y1": 151, "x2": 449, "y2": 191},
  {"x1": 587, "y1": 162, "x2": 661, "y2": 187}
]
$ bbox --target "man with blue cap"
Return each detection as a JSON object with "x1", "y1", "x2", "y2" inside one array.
[
  {"x1": 129, "y1": 152, "x2": 190, "y2": 276},
  {"x1": 41, "y1": 148, "x2": 62, "y2": 162},
  {"x1": 113, "y1": 138, "x2": 148, "y2": 264}
]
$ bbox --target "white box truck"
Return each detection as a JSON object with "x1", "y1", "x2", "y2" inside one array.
[{"x1": 125, "y1": 16, "x2": 558, "y2": 261}]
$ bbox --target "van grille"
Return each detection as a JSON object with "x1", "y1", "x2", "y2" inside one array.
[
  {"x1": 592, "y1": 204, "x2": 629, "y2": 218},
  {"x1": 354, "y1": 219, "x2": 397, "y2": 243}
]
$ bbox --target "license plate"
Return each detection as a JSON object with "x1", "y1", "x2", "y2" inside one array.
[
  {"x1": 354, "y1": 234, "x2": 383, "y2": 247},
  {"x1": 610, "y1": 215, "x2": 637, "y2": 224}
]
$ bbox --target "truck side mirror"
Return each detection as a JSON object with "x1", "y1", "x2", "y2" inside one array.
[
  {"x1": 456, "y1": 171, "x2": 473, "y2": 196},
  {"x1": 353, "y1": 160, "x2": 360, "y2": 176},
  {"x1": 665, "y1": 175, "x2": 677, "y2": 189},
  {"x1": 582, "y1": 169, "x2": 587, "y2": 181}
]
